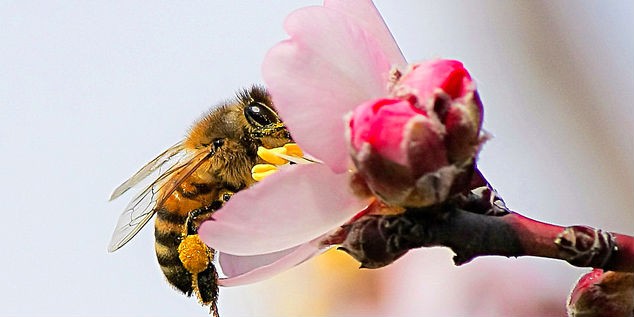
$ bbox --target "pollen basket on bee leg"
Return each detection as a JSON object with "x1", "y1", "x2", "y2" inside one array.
[{"x1": 178, "y1": 235, "x2": 211, "y2": 274}]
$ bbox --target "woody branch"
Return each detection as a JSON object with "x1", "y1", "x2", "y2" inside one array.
[{"x1": 337, "y1": 177, "x2": 634, "y2": 273}]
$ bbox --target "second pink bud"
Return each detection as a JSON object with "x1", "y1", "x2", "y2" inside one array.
[{"x1": 348, "y1": 59, "x2": 485, "y2": 207}]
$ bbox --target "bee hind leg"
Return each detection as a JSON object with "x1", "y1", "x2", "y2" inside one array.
[{"x1": 197, "y1": 264, "x2": 220, "y2": 317}]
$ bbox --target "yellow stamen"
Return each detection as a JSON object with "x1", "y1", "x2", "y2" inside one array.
[
  {"x1": 257, "y1": 147, "x2": 289, "y2": 165},
  {"x1": 253, "y1": 143, "x2": 306, "y2": 181},
  {"x1": 252, "y1": 164, "x2": 279, "y2": 181},
  {"x1": 283, "y1": 143, "x2": 303, "y2": 157}
]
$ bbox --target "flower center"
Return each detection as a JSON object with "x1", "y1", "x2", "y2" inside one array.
[{"x1": 251, "y1": 143, "x2": 306, "y2": 181}]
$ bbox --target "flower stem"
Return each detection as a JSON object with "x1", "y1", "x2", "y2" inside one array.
[{"x1": 339, "y1": 191, "x2": 634, "y2": 272}]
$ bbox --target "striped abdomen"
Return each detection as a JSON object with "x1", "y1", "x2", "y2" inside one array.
[
  {"x1": 154, "y1": 208, "x2": 194, "y2": 295},
  {"x1": 153, "y1": 182, "x2": 220, "y2": 308}
]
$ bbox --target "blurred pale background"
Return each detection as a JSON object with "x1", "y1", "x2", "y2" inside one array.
[{"x1": 0, "y1": 1, "x2": 632, "y2": 316}]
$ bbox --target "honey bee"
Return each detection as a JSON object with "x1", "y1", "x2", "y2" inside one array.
[{"x1": 108, "y1": 86, "x2": 292, "y2": 316}]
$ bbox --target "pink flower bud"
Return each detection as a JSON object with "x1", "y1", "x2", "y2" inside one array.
[
  {"x1": 398, "y1": 59, "x2": 474, "y2": 102},
  {"x1": 567, "y1": 269, "x2": 634, "y2": 317},
  {"x1": 348, "y1": 59, "x2": 485, "y2": 207}
]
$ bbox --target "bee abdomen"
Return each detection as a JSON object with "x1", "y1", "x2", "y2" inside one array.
[
  {"x1": 155, "y1": 209, "x2": 193, "y2": 296},
  {"x1": 158, "y1": 259, "x2": 194, "y2": 296}
]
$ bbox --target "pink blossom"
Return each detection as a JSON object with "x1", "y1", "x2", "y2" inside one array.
[
  {"x1": 349, "y1": 59, "x2": 483, "y2": 206},
  {"x1": 198, "y1": 0, "x2": 481, "y2": 285},
  {"x1": 197, "y1": 0, "x2": 403, "y2": 286}
]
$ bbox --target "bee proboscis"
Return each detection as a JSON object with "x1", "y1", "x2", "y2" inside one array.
[{"x1": 108, "y1": 86, "x2": 292, "y2": 316}]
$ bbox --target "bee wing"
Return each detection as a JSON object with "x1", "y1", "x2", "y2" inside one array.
[
  {"x1": 109, "y1": 142, "x2": 185, "y2": 201},
  {"x1": 108, "y1": 149, "x2": 212, "y2": 252}
]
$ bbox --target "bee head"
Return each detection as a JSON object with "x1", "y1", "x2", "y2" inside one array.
[
  {"x1": 183, "y1": 86, "x2": 293, "y2": 188},
  {"x1": 238, "y1": 86, "x2": 292, "y2": 147},
  {"x1": 240, "y1": 86, "x2": 280, "y2": 129}
]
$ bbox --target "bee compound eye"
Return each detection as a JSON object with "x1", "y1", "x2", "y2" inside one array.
[{"x1": 244, "y1": 102, "x2": 280, "y2": 127}]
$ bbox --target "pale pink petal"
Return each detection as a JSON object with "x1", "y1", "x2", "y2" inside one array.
[
  {"x1": 217, "y1": 238, "x2": 326, "y2": 287},
  {"x1": 324, "y1": 0, "x2": 406, "y2": 67},
  {"x1": 263, "y1": 6, "x2": 393, "y2": 173},
  {"x1": 198, "y1": 164, "x2": 368, "y2": 255}
]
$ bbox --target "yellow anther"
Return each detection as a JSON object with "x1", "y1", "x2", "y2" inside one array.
[
  {"x1": 177, "y1": 235, "x2": 210, "y2": 274},
  {"x1": 251, "y1": 164, "x2": 279, "y2": 181},
  {"x1": 254, "y1": 143, "x2": 305, "y2": 181},
  {"x1": 257, "y1": 146, "x2": 289, "y2": 165},
  {"x1": 283, "y1": 143, "x2": 303, "y2": 158},
  {"x1": 252, "y1": 163, "x2": 278, "y2": 174}
]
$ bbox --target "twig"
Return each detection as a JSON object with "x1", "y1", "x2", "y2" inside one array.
[{"x1": 338, "y1": 187, "x2": 634, "y2": 272}]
